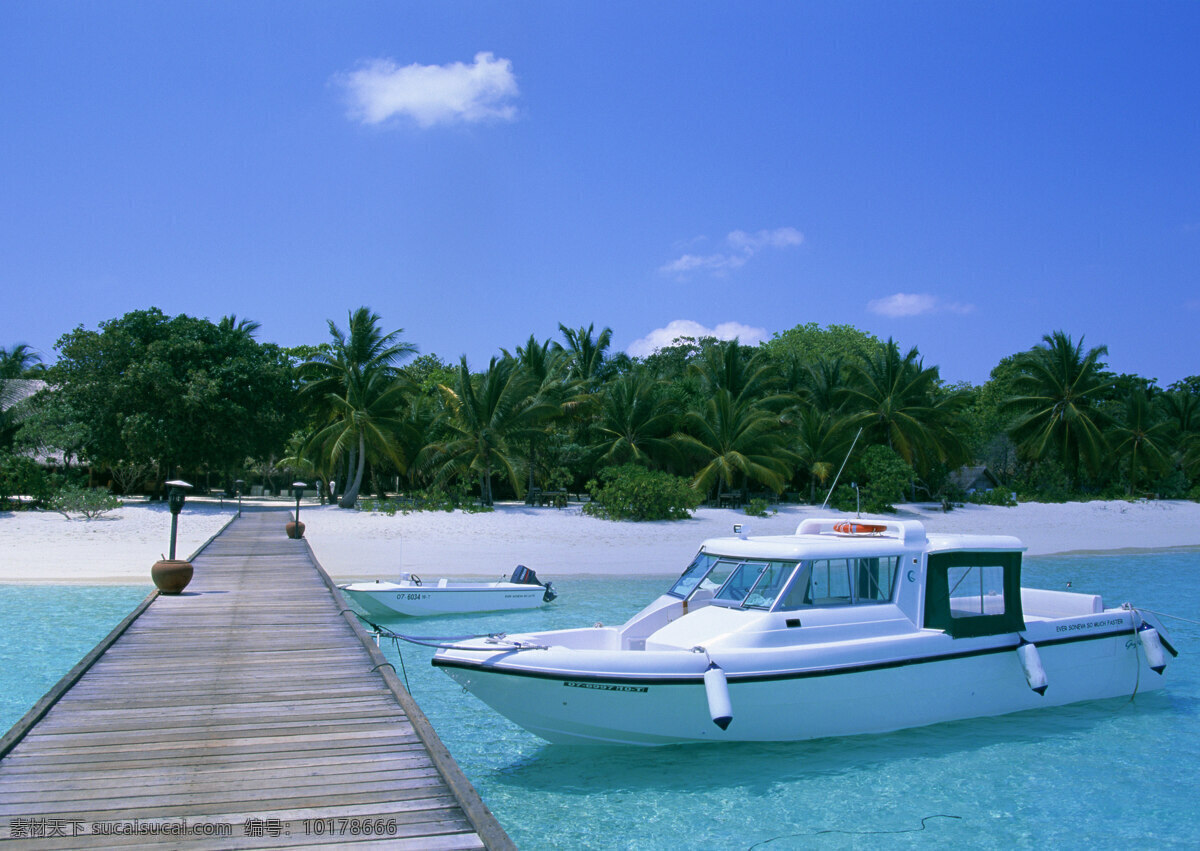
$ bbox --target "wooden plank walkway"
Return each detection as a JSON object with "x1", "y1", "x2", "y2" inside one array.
[{"x1": 0, "y1": 509, "x2": 514, "y2": 850}]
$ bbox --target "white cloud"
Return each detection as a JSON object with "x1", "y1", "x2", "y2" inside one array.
[
  {"x1": 660, "y1": 227, "x2": 803, "y2": 277},
  {"x1": 727, "y1": 227, "x2": 804, "y2": 252},
  {"x1": 339, "y1": 51, "x2": 518, "y2": 128},
  {"x1": 658, "y1": 253, "x2": 748, "y2": 275},
  {"x1": 626, "y1": 319, "x2": 769, "y2": 358},
  {"x1": 867, "y1": 292, "x2": 974, "y2": 318}
]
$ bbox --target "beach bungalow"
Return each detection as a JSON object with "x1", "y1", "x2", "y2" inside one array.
[{"x1": 947, "y1": 465, "x2": 1002, "y2": 495}]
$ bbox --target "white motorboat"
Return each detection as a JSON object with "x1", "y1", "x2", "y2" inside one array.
[
  {"x1": 340, "y1": 566, "x2": 556, "y2": 617},
  {"x1": 433, "y1": 518, "x2": 1176, "y2": 746}
]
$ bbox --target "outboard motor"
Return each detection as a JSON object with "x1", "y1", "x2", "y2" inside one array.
[{"x1": 512, "y1": 565, "x2": 557, "y2": 603}]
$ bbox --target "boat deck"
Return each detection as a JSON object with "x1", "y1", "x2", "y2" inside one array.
[{"x1": 0, "y1": 508, "x2": 513, "y2": 849}]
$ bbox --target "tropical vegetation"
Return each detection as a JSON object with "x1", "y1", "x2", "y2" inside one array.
[{"x1": 4, "y1": 307, "x2": 1200, "y2": 516}]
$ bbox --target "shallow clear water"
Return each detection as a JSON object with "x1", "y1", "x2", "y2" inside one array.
[
  {"x1": 0, "y1": 584, "x2": 150, "y2": 732},
  {"x1": 3, "y1": 552, "x2": 1198, "y2": 849}
]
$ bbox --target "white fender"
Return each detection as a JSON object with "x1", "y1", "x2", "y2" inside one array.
[
  {"x1": 704, "y1": 662, "x2": 733, "y2": 730},
  {"x1": 1017, "y1": 640, "x2": 1048, "y2": 695},
  {"x1": 1138, "y1": 625, "x2": 1167, "y2": 674}
]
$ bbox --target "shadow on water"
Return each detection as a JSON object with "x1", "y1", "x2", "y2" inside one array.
[{"x1": 488, "y1": 691, "x2": 1178, "y2": 796}]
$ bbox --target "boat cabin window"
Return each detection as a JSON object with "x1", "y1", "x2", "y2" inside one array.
[
  {"x1": 777, "y1": 557, "x2": 901, "y2": 609},
  {"x1": 947, "y1": 564, "x2": 1006, "y2": 617},
  {"x1": 924, "y1": 551, "x2": 1025, "y2": 638}
]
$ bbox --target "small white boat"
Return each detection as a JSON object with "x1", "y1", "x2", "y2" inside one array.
[
  {"x1": 341, "y1": 566, "x2": 557, "y2": 618},
  {"x1": 433, "y1": 518, "x2": 1177, "y2": 746}
]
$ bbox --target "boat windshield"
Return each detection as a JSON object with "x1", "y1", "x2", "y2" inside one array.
[
  {"x1": 710, "y1": 560, "x2": 800, "y2": 609},
  {"x1": 667, "y1": 552, "x2": 718, "y2": 599},
  {"x1": 667, "y1": 553, "x2": 744, "y2": 601}
]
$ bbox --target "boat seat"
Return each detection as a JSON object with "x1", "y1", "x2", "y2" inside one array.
[{"x1": 438, "y1": 578, "x2": 449, "y2": 588}]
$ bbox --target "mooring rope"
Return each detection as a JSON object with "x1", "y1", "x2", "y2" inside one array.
[
  {"x1": 1125, "y1": 605, "x2": 1200, "y2": 628},
  {"x1": 354, "y1": 614, "x2": 548, "y2": 651}
]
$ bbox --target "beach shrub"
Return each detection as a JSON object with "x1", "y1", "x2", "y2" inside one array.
[
  {"x1": 967, "y1": 488, "x2": 1017, "y2": 507},
  {"x1": 48, "y1": 485, "x2": 123, "y2": 519},
  {"x1": 357, "y1": 487, "x2": 492, "y2": 515},
  {"x1": 1012, "y1": 461, "x2": 1072, "y2": 503},
  {"x1": 829, "y1": 446, "x2": 913, "y2": 513},
  {"x1": 743, "y1": 498, "x2": 776, "y2": 518},
  {"x1": 583, "y1": 465, "x2": 702, "y2": 521},
  {"x1": 0, "y1": 456, "x2": 55, "y2": 509}
]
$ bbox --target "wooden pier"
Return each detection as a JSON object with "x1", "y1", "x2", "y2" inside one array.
[{"x1": 0, "y1": 509, "x2": 514, "y2": 850}]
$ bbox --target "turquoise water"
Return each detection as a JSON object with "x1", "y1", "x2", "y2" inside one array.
[
  {"x1": 0, "y1": 584, "x2": 150, "y2": 732},
  {"x1": 3, "y1": 552, "x2": 1198, "y2": 848}
]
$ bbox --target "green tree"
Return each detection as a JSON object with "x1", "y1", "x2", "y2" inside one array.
[
  {"x1": 433, "y1": 357, "x2": 557, "y2": 505},
  {"x1": 691, "y1": 339, "x2": 782, "y2": 407},
  {"x1": 49, "y1": 308, "x2": 296, "y2": 488},
  {"x1": 1004, "y1": 331, "x2": 1113, "y2": 488},
  {"x1": 678, "y1": 390, "x2": 794, "y2": 500},
  {"x1": 556, "y1": 323, "x2": 614, "y2": 387},
  {"x1": 1109, "y1": 389, "x2": 1172, "y2": 495},
  {"x1": 843, "y1": 339, "x2": 969, "y2": 477},
  {"x1": 306, "y1": 369, "x2": 414, "y2": 507},
  {"x1": 299, "y1": 307, "x2": 417, "y2": 507},
  {"x1": 759, "y1": 323, "x2": 880, "y2": 370},
  {"x1": 590, "y1": 371, "x2": 683, "y2": 469},
  {"x1": 0, "y1": 344, "x2": 44, "y2": 379},
  {"x1": 789, "y1": 407, "x2": 855, "y2": 503}
]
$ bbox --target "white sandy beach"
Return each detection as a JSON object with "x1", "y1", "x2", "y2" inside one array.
[{"x1": 2, "y1": 498, "x2": 1200, "y2": 585}]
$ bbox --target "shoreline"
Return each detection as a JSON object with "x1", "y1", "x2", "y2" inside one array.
[{"x1": 3, "y1": 498, "x2": 1200, "y2": 586}]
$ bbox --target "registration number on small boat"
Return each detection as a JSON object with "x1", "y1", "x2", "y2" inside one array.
[{"x1": 564, "y1": 681, "x2": 648, "y2": 693}]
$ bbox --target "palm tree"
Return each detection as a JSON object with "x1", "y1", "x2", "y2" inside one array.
[
  {"x1": 433, "y1": 357, "x2": 558, "y2": 505},
  {"x1": 1109, "y1": 389, "x2": 1172, "y2": 495},
  {"x1": 794, "y1": 356, "x2": 853, "y2": 416},
  {"x1": 1160, "y1": 388, "x2": 1200, "y2": 484},
  {"x1": 507, "y1": 335, "x2": 573, "y2": 490},
  {"x1": 0, "y1": 344, "x2": 43, "y2": 379},
  {"x1": 690, "y1": 339, "x2": 782, "y2": 407},
  {"x1": 299, "y1": 308, "x2": 417, "y2": 507},
  {"x1": 590, "y1": 371, "x2": 683, "y2": 468},
  {"x1": 556, "y1": 323, "x2": 613, "y2": 388},
  {"x1": 217, "y1": 315, "x2": 262, "y2": 340},
  {"x1": 677, "y1": 389, "x2": 794, "y2": 501},
  {"x1": 306, "y1": 369, "x2": 414, "y2": 507},
  {"x1": 843, "y1": 339, "x2": 969, "y2": 477},
  {"x1": 789, "y1": 407, "x2": 856, "y2": 503},
  {"x1": 1003, "y1": 331, "x2": 1113, "y2": 488}
]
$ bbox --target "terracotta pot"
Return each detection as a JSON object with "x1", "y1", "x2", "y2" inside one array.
[
  {"x1": 285, "y1": 520, "x2": 306, "y2": 539},
  {"x1": 151, "y1": 559, "x2": 194, "y2": 594}
]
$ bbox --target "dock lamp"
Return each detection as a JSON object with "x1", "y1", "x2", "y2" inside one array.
[
  {"x1": 235, "y1": 479, "x2": 244, "y2": 518},
  {"x1": 151, "y1": 479, "x2": 195, "y2": 595},
  {"x1": 286, "y1": 481, "x2": 308, "y2": 539},
  {"x1": 166, "y1": 479, "x2": 193, "y2": 559}
]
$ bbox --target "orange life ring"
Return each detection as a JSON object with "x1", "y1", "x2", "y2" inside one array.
[{"x1": 833, "y1": 521, "x2": 887, "y2": 534}]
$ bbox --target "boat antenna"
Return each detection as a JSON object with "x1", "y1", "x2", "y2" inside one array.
[{"x1": 820, "y1": 427, "x2": 863, "y2": 510}]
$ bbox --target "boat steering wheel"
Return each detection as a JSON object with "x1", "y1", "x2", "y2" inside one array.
[{"x1": 410, "y1": 575, "x2": 422, "y2": 586}]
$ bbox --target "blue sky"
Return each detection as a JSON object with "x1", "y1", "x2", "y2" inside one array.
[{"x1": 3, "y1": 2, "x2": 1198, "y2": 387}]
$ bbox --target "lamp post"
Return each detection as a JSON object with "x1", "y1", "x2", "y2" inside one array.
[
  {"x1": 166, "y1": 479, "x2": 193, "y2": 559},
  {"x1": 151, "y1": 479, "x2": 195, "y2": 594},
  {"x1": 286, "y1": 481, "x2": 308, "y2": 539},
  {"x1": 235, "y1": 479, "x2": 244, "y2": 518}
]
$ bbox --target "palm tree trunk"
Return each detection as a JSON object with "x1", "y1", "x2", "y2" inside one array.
[
  {"x1": 341, "y1": 444, "x2": 357, "y2": 496},
  {"x1": 339, "y1": 434, "x2": 366, "y2": 508}
]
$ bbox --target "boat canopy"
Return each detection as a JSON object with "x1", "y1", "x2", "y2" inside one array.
[{"x1": 923, "y1": 550, "x2": 1025, "y2": 638}]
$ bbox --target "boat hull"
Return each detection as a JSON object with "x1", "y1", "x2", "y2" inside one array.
[
  {"x1": 342, "y1": 583, "x2": 547, "y2": 617},
  {"x1": 435, "y1": 621, "x2": 1164, "y2": 745}
]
